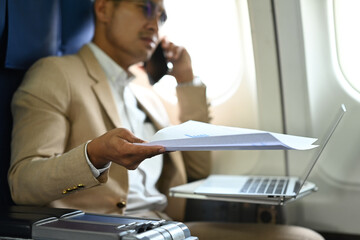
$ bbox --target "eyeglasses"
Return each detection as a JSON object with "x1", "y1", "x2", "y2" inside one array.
[{"x1": 114, "y1": 0, "x2": 167, "y2": 26}]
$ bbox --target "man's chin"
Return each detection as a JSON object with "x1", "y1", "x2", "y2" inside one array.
[{"x1": 133, "y1": 48, "x2": 155, "y2": 63}]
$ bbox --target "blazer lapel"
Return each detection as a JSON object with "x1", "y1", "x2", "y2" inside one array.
[{"x1": 78, "y1": 45, "x2": 122, "y2": 128}]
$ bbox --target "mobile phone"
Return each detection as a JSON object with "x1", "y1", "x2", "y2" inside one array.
[{"x1": 144, "y1": 43, "x2": 169, "y2": 85}]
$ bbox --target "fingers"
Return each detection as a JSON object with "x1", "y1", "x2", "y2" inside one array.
[
  {"x1": 120, "y1": 143, "x2": 165, "y2": 170},
  {"x1": 160, "y1": 38, "x2": 184, "y2": 62},
  {"x1": 87, "y1": 128, "x2": 166, "y2": 170},
  {"x1": 115, "y1": 128, "x2": 145, "y2": 144},
  {"x1": 160, "y1": 38, "x2": 194, "y2": 83}
]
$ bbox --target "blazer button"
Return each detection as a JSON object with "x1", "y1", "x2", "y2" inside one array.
[{"x1": 116, "y1": 201, "x2": 126, "y2": 209}]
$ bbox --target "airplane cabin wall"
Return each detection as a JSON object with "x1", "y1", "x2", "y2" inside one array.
[
  {"x1": 210, "y1": 0, "x2": 287, "y2": 177},
  {"x1": 273, "y1": 0, "x2": 360, "y2": 235}
]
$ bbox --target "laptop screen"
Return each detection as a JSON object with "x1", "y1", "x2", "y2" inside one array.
[{"x1": 296, "y1": 104, "x2": 346, "y2": 194}]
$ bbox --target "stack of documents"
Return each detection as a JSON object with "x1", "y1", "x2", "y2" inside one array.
[{"x1": 139, "y1": 120, "x2": 318, "y2": 151}]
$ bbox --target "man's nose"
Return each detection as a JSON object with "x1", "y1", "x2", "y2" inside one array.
[
  {"x1": 147, "y1": 16, "x2": 160, "y2": 32},
  {"x1": 149, "y1": 14, "x2": 162, "y2": 32}
]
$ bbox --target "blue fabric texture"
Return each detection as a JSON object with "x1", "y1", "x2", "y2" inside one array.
[
  {"x1": 60, "y1": 0, "x2": 94, "y2": 55},
  {"x1": 4, "y1": 0, "x2": 94, "y2": 70},
  {"x1": 0, "y1": 0, "x2": 5, "y2": 42}
]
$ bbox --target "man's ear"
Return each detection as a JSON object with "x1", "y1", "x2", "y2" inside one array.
[{"x1": 94, "y1": 0, "x2": 112, "y2": 23}]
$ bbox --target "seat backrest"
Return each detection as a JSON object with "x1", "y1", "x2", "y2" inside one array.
[
  {"x1": 0, "y1": 0, "x2": 94, "y2": 206},
  {"x1": 0, "y1": 69, "x2": 24, "y2": 206}
]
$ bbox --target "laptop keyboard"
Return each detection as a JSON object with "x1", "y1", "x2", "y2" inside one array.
[{"x1": 240, "y1": 177, "x2": 289, "y2": 195}]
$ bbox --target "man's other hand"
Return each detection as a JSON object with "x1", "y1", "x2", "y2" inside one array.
[{"x1": 160, "y1": 38, "x2": 194, "y2": 84}]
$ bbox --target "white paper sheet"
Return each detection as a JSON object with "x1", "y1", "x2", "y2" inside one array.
[{"x1": 138, "y1": 120, "x2": 318, "y2": 151}]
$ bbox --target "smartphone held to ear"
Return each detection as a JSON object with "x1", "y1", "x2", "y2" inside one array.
[{"x1": 144, "y1": 44, "x2": 170, "y2": 85}]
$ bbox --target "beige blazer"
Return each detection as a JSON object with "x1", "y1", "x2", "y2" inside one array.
[{"x1": 9, "y1": 45, "x2": 211, "y2": 221}]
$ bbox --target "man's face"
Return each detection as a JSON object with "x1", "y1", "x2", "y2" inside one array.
[{"x1": 101, "y1": 0, "x2": 166, "y2": 67}]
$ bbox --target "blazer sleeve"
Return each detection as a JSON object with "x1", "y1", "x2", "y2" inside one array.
[
  {"x1": 8, "y1": 57, "x2": 106, "y2": 206},
  {"x1": 176, "y1": 85, "x2": 212, "y2": 180}
]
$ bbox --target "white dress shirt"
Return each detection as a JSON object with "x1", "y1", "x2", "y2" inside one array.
[{"x1": 87, "y1": 42, "x2": 167, "y2": 214}]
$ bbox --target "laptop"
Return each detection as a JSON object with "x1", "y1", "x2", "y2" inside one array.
[{"x1": 170, "y1": 104, "x2": 346, "y2": 205}]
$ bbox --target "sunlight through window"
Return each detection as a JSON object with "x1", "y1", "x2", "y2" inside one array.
[
  {"x1": 155, "y1": 0, "x2": 245, "y2": 105},
  {"x1": 334, "y1": 0, "x2": 360, "y2": 92}
]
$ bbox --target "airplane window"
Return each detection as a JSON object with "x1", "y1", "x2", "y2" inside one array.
[
  {"x1": 333, "y1": 0, "x2": 360, "y2": 93},
  {"x1": 154, "y1": 0, "x2": 248, "y2": 105}
]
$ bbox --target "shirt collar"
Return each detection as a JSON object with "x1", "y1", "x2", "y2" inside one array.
[{"x1": 87, "y1": 42, "x2": 134, "y2": 86}]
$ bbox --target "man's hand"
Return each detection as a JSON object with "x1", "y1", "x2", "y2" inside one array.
[
  {"x1": 87, "y1": 128, "x2": 165, "y2": 170},
  {"x1": 160, "y1": 38, "x2": 194, "y2": 84}
]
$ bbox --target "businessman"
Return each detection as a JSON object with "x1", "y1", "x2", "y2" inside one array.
[{"x1": 8, "y1": 0, "x2": 324, "y2": 239}]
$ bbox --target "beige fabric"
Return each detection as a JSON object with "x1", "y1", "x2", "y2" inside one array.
[
  {"x1": 186, "y1": 222, "x2": 325, "y2": 240},
  {"x1": 8, "y1": 45, "x2": 211, "y2": 221}
]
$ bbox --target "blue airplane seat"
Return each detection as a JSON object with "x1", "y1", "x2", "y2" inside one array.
[{"x1": 0, "y1": 0, "x2": 94, "y2": 207}]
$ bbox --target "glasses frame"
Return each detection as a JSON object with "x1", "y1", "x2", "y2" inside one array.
[{"x1": 112, "y1": 0, "x2": 167, "y2": 26}]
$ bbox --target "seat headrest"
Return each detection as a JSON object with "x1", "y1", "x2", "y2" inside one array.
[{"x1": 3, "y1": 0, "x2": 94, "y2": 70}]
